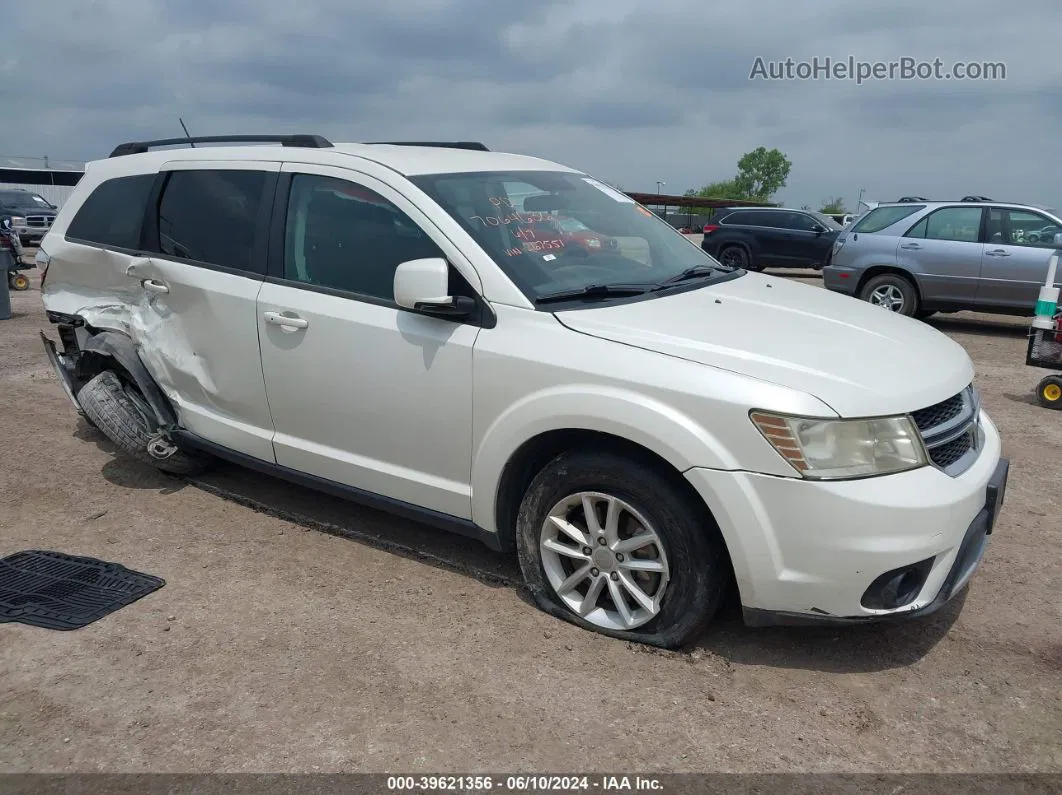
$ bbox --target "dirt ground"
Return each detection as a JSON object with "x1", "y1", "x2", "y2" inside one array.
[{"x1": 1, "y1": 261, "x2": 1060, "y2": 774}]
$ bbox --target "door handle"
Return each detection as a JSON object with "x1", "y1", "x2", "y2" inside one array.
[
  {"x1": 985, "y1": 249, "x2": 1011, "y2": 257},
  {"x1": 263, "y1": 311, "x2": 309, "y2": 330},
  {"x1": 899, "y1": 243, "x2": 922, "y2": 250},
  {"x1": 141, "y1": 279, "x2": 169, "y2": 294}
]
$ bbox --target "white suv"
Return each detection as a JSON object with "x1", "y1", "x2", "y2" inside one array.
[{"x1": 37, "y1": 134, "x2": 1009, "y2": 648}]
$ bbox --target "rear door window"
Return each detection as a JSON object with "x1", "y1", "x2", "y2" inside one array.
[
  {"x1": 906, "y1": 207, "x2": 983, "y2": 243},
  {"x1": 719, "y1": 210, "x2": 750, "y2": 225},
  {"x1": 65, "y1": 174, "x2": 156, "y2": 250},
  {"x1": 152, "y1": 169, "x2": 270, "y2": 273},
  {"x1": 851, "y1": 205, "x2": 925, "y2": 234}
]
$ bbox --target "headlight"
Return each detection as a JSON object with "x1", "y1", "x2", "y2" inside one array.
[{"x1": 750, "y1": 411, "x2": 928, "y2": 480}]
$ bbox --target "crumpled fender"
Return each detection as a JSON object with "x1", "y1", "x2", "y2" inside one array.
[{"x1": 80, "y1": 330, "x2": 179, "y2": 431}]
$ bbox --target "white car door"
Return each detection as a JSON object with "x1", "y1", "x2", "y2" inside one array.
[
  {"x1": 256, "y1": 163, "x2": 483, "y2": 519},
  {"x1": 129, "y1": 160, "x2": 279, "y2": 462}
]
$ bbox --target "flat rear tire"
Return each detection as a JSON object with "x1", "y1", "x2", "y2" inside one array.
[{"x1": 77, "y1": 370, "x2": 212, "y2": 476}]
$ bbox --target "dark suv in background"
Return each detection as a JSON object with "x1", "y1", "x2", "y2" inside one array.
[{"x1": 701, "y1": 207, "x2": 843, "y2": 271}]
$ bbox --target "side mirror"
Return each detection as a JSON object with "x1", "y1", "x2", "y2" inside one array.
[
  {"x1": 393, "y1": 257, "x2": 475, "y2": 319},
  {"x1": 1054, "y1": 232, "x2": 1062, "y2": 247}
]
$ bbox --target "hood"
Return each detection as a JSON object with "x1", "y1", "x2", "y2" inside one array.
[{"x1": 555, "y1": 272, "x2": 975, "y2": 417}]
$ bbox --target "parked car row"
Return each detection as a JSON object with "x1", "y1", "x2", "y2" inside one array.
[{"x1": 823, "y1": 200, "x2": 1062, "y2": 318}]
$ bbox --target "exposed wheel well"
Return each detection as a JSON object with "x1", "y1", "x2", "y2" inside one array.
[
  {"x1": 857, "y1": 266, "x2": 922, "y2": 299},
  {"x1": 493, "y1": 429, "x2": 724, "y2": 555}
]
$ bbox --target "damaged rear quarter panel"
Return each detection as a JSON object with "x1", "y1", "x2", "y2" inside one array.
[{"x1": 42, "y1": 239, "x2": 276, "y2": 461}]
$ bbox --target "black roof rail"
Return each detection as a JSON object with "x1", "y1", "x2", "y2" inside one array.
[
  {"x1": 961, "y1": 195, "x2": 993, "y2": 202},
  {"x1": 364, "y1": 141, "x2": 490, "y2": 152},
  {"x1": 108, "y1": 134, "x2": 333, "y2": 158}
]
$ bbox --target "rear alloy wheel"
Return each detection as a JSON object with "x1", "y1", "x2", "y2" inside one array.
[
  {"x1": 1036, "y1": 375, "x2": 1062, "y2": 410},
  {"x1": 719, "y1": 245, "x2": 760, "y2": 271},
  {"x1": 860, "y1": 273, "x2": 920, "y2": 317},
  {"x1": 515, "y1": 450, "x2": 730, "y2": 648}
]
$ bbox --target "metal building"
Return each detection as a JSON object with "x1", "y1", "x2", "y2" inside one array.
[{"x1": 0, "y1": 157, "x2": 85, "y2": 209}]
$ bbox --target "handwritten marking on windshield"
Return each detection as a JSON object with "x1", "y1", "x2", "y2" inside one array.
[{"x1": 470, "y1": 211, "x2": 553, "y2": 227}]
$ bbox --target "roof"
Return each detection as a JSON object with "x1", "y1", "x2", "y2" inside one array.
[
  {"x1": 624, "y1": 192, "x2": 770, "y2": 209},
  {"x1": 871, "y1": 199, "x2": 1055, "y2": 212},
  {"x1": 0, "y1": 157, "x2": 85, "y2": 171},
  {"x1": 89, "y1": 141, "x2": 578, "y2": 178}
]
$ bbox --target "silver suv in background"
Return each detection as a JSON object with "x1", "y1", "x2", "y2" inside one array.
[{"x1": 824, "y1": 200, "x2": 1062, "y2": 318}]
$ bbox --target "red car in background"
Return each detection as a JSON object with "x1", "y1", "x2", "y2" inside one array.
[{"x1": 522, "y1": 215, "x2": 619, "y2": 256}]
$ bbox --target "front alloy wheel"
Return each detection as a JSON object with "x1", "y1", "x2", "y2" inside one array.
[
  {"x1": 515, "y1": 450, "x2": 730, "y2": 648},
  {"x1": 540, "y1": 491, "x2": 670, "y2": 631}
]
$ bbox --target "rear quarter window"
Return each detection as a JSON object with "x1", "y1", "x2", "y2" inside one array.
[
  {"x1": 65, "y1": 174, "x2": 156, "y2": 250},
  {"x1": 851, "y1": 205, "x2": 925, "y2": 234}
]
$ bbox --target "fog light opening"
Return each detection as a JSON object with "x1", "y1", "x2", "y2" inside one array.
[{"x1": 861, "y1": 557, "x2": 936, "y2": 610}]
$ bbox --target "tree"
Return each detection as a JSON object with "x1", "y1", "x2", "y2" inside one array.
[
  {"x1": 733, "y1": 147, "x2": 792, "y2": 202},
  {"x1": 820, "y1": 196, "x2": 846, "y2": 214},
  {"x1": 683, "y1": 147, "x2": 793, "y2": 211}
]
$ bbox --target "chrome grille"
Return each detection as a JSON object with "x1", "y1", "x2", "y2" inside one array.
[
  {"x1": 26, "y1": 215, "x2": 54, "y2": 228},
  {"x1": 912, "y1": 385, "x2": 981, "y2": 476}
]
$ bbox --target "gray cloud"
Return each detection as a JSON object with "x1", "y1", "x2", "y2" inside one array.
[{"x1": 4, "y1": 0, "x2": 1062, "y2": 209}]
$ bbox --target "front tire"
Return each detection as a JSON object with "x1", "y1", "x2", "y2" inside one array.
[
  {"x1": 859, "y1": 273, "x2": 920, "y2": 317},
  {"x1": 515, "y1": 450, "x2": 730, "y2": 649},
  {"x1": 77, "y1": 370, "x2": 212, "y2": 476}
]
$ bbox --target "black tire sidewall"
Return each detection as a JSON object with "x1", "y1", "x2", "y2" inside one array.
[
  {"x1": 720, "y1": 245, "x2": 755, "y2": 270},
  {"x1": 515, "y1": 450, "x2": 728, "y2": 648},
  {"x1": 1037, "y1": 376, "x2": 1062, "y2": 409},
  {"x1": 78, "y1": 369, "x2": 210, "y2": 475},
  {"x1": 861, "y1": 274, "x2": 918, "y2": 317}
]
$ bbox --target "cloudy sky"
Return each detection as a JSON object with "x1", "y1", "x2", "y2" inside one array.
[{"x1": 5, "y1": 0, "x2": 1061, "y2": 211}]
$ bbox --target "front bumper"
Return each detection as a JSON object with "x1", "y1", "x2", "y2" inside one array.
[{"x1": 684, "y1": 410, "x2": 1007, "y2": 624}]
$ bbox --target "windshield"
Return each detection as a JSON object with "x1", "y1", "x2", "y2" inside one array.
[
  {"x1": 0, "y1": 192, "x2": 51, "y2": 210},
  {"x1": 410, "y1": 170, "x2": 740, "y2": 306},
  {"x1": 813, "y1": 212, "x2": 844, "y2": 230}
]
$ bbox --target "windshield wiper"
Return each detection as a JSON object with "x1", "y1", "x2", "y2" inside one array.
[
  {"x1": 652, "y1": 264, "x2": 727, "y2": 290},
  {"x1": 534, "y1": 283, "x2": 652, "y2": 304}
]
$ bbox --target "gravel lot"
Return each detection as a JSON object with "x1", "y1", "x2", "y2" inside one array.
[{"x1": 1, "y1": 261, "x2": 1060, "y2": 774}]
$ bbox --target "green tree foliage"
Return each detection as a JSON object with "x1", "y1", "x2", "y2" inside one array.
[
  {"x1": 820, "y1": 197, "x2": 846, "y2": 214},
  {"x1": 684, "y1": 148, "x2": 793, "y2": 213},
  {"x1": 734, "y1": 147, "x2": 792, "y2": 203}
]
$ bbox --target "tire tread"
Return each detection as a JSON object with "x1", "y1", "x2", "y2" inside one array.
[{"x1": 77, "y1": 370, "x2": 210, "y2": 476}]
